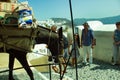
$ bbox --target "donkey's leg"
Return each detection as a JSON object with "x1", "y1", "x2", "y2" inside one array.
[
  {"x1": 60, "y1": 57, "x2": 67, "y2": 73},
  {"x1": 58, "y1": 57, "x2": 67, "y2": 75},
  {"x1": 8, "y1": 53, "x2": 15, "y2": 80},
  {"x1": 15, "y1": 53, "x2": 34, "y2": 80}
]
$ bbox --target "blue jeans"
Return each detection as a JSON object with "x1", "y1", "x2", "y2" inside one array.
[
  {"x1": 113, "y1": 44, "x2": 120, "y2": 63},
  {"x1": 63, "y1": 48, "x2": 69, "y2": 59}
]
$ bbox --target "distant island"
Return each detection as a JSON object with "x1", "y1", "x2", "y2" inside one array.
[{"x1": 51, "y1": 15, "x2": 120, "y2": 26}]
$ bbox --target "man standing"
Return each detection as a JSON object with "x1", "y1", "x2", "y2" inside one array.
[
  {"x1": 112, "y1": 22, "x2": 120, "y2": 65},
  {"x1": 81, "y1": 22, "x2": 95, "y2": 65}
]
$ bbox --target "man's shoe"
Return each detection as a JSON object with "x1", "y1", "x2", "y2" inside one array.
[
  {"x1": 82, "y1": 62, "x2": 89, "y2": 66},
  {"x1": 111, "y1": 62, "x2": 116, "y2": 65}
]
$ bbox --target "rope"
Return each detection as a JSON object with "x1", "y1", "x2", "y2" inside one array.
[
  {"x1": 0, "y1": 61, "x2": 66, "y2": 73},
  {"x1": 0, "y1": 39, "x2": 52, "y2": 57},
  {"x1": 17, "y1": 0, "x2": 31, "y2": 10},
  {"x1": 60, "y1": 0, "x2": 79, "y2": 80}
]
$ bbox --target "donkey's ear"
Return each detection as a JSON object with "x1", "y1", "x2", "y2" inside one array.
[{"x1": 57, "y1": 27, "x2": 63, "y2": 39}]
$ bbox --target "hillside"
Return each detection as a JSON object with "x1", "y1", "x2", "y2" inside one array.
[
  {"x1": 51, "y1": 15, "x2": 120, "y2": 26},
  {"x1": 74, "y1": 15, "x2": 120, "y2": 26}
]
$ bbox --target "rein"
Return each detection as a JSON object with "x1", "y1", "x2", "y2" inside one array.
[{"x1": 47, "y1": 30, "x2": 52, "y2": 47}]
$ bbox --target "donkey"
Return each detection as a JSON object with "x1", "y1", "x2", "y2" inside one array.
[{"x1": 0, "y1": 26, "x2": 64, "y2": 80}]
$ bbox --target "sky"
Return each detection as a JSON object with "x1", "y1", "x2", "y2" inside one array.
[{"x1": 18, "y1": 0, "x2": 120, "y2": 21}]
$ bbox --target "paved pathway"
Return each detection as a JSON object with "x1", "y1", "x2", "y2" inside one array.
[{"x1": 0, "y1": 60, "x2": 120, "y2": 80}]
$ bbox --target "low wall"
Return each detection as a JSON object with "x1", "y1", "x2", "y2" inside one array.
[
  {"x1": 27, "y1": 53, "x2": 49, "y2": 72},
  {"x1": 0, "y1": 53, "x2": 22, "y2": 69},
  {"x1": 93, "y1": 31, "x2": 114, "y2": 63},
  {"x1": 68, "y1": 29, "x2": 120, "y2": 64},
  {"x1": 79, "y1": 31, "x2": 120, "y2": 63}
]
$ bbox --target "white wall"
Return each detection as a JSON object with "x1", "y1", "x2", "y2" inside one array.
[{"x1": 68, "y1": 21, "x2": 120, "y2": 63}]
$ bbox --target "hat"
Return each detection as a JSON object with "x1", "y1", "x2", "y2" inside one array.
[{"x1": 82, "y1": 22, "x2": 89, "y2": 26}]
